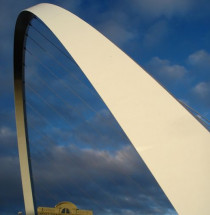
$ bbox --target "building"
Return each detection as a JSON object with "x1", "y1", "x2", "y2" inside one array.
[{"x1": 37, "y1": 201, "x2": 93, "y2": 215}]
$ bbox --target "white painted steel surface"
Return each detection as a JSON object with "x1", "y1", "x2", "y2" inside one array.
[
  {"x1": 15, "y1": 80, "x2": 35, "y2": 215},
  {"x1": 15, "y1": 3, "x2": 210, "y2": 215}
]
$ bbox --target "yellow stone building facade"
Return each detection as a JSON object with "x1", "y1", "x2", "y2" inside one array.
[{"x1": 37, "y1": 202, "x2": 93, "y2": 215}]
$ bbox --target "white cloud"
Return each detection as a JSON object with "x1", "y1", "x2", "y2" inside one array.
[
  {"x1": 127, "y1": 0, "x2": 195, "y2": 19},
  {"x1": 188, "y1": 50, "x2": 210, "y2": 69},
  {"x1": 147, "y1": 57, "x2": 187, "y2": 81},
  {"x1": 192, "y1": 82, "x2": 210, "y2": 99},
  {"x1": 0, "y1": 126, "x2": 14, "y2": 137},
  {"x1": 0, "y1": 126, "x2": 17, "y2": 157},
  {"x1": 0, "y1": 126, "x2": 16, "y2": 144}
]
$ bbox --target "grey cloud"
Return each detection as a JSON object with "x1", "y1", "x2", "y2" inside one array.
[
  {"x1": 30, "y1": 144, "x2": 176, "y2": 214},
  {"x1": 55, "y1": 0, "x2": 82, "y2": 13},
  {"x1": 98, "y1": 20, "x2": 136, "y2": 46},
  {"x1": 66, "y1": 1, "x2": 138, "y2": 47},
  {"x1": 0, "y1": 155, "x2": 24, "y2": 214},
  {"x1": 16, "y1": 102, "x2": 175, "y2": 214}
]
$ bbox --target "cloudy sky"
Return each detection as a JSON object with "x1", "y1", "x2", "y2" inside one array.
[{"x1": 0, "y1": 0, "x2": 210, "y2": 215}]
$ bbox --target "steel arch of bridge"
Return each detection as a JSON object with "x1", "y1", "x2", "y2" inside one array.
[{"x1": 14, "y1": 3, "x2": 210, "y2": 215}]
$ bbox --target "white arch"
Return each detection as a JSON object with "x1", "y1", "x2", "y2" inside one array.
[{"x1": 14, "y1": 3, "x2": 210, "y2": 215}]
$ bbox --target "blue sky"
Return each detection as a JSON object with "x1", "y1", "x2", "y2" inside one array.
[{"x1": 0, "y1": 0, "x2": 210, "y2": 214}]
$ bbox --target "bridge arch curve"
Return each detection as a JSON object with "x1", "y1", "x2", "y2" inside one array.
[{"x1": 14, "y1": 3, "x2": 210, "y2": 215}]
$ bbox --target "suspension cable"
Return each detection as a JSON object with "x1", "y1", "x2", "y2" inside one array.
[{"x1": 25, "y1": 48, "x2": 98, "y2": 114}]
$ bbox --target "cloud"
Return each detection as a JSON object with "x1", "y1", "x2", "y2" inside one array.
[
  {"x1": 0, "y1": 155, "x2": 24, "y2": 214},
  {"x1": 0, "y1": 0, "x2": 38, "y2": 57},
  {"x1": 0, "y1": 121, "x2": 21, "y2": 215},
  {"x1": 70, "y1": 109, "x2": 131, "y2": 151},
  {"x1": 0, "y1": 125, "x2": 17, "y2": 156},
  {"x1": 74, "y1": 2, "x2": 137, "y2": 47},
  {"x1": 98, "y1": 20, "x2": 136, "y2": 46},
  {"x1": 0, "y1": 126, "x2": 15, "y2": 141},
  {"x1": 143, "y1": 20, "x2": 168, "y2": 47},
  {"x1": 125, "y1": 0, "x2": 195, "y2": 20},
  {"x1": 192, "y1": 82, "x2": 210, "y2": 107},
  {"x1": 146, "y1": 57, "x2": 187, "y2": 82},
  {"x1": 0, "y1": 0, "x2": 39, "y2": 106},
  {"x1": 187, "y1": 50, "x2": 210, "y2": 108},
  {"x1": 188, "y1": 49, "x2": 210, "y2": 70},
  {"x1": 30, "y1": 144, "x2": 176, "y2": 214},
  {"x1": 193, "y1": 82, "x2": 210, "y2": 98},
  {"x1": 22, "y1": 92, "x2": 176, "y2": 213},
  {"x1": 56, "y1": 0, "x2": 82, "y2": 13}
]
